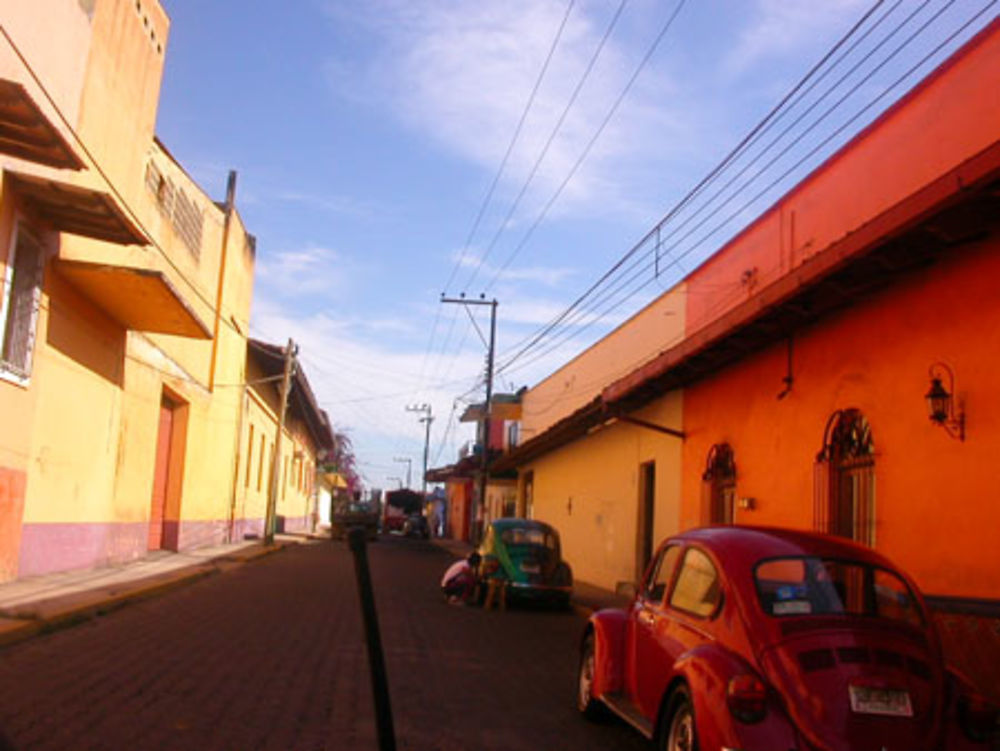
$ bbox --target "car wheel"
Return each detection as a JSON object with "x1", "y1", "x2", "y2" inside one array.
[
  {"x1": 577, "y1": 633, "x2": 605, "y2": 720},
  {"x1": 659, "y1": 687, "x2": 698, "y2": 751}
]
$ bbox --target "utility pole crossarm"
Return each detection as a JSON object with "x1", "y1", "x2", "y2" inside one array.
[{"x1": 440, "y1": 296, "x2": 498, "y2": 544}]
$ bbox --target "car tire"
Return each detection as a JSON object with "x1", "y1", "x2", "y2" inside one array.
[
  {"x1": 577, "y1": 633, "x2": 606, "y2": 721},
  {"x1": 658, "y1": 686, "x2": 699, "y2": 751}
]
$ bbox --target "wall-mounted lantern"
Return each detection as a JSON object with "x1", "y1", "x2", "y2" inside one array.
[{"x1": 925, "y1": 362, "x2": 965, "y2": 441}]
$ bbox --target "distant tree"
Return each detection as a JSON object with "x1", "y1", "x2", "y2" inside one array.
[{"x1": 324, "y1": 428, "x2": 360, "y2": 493}]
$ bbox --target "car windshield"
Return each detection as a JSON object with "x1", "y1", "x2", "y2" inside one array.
[
  {"x1": 500, "y1": 527, "x2": 557, "y2": 550},
  {"x1": 754, "y1": 556, "x2": 924, "y2": 627}
]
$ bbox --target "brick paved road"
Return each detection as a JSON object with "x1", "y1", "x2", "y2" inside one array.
[{"x1": 0, "y1": 536, "x2": 649, "y2": 751}]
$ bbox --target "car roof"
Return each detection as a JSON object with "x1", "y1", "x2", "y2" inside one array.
[
  {"x1": 673, "y1": 525, "x2": 902, "y2": 572},
  {"x1": 489, "y1": 517, "x2": 558, "y2": 534}
]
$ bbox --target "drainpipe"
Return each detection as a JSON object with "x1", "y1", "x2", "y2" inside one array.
[
  {"x1": 208, "y1": 170, "x2": 237, "y2": 391},
  {"x1": 226, "y1": 381, "x2": 248, "y2": 543}
]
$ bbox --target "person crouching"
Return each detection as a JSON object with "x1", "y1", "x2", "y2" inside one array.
[{"x1": 441, "y1": 552, "x2": 481, "y2": 604}]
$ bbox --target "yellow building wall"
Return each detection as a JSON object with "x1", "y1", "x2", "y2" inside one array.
[
  {"x1": 522, "y1": 393, "x2": 683, "y2": 592},
  {"x1": 0, "y1": 0, "x2": 261, "y2": 576},
  {"x1": 521, "y1": 285, "x2": 686, "y2": 441},
  {"x1": 229, "y1": 357, "x2": 321, "y2": 539}
]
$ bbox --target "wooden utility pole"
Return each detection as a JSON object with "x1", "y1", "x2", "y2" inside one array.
[
  {"x1": 264, "y1": 338, "x2": 296, "y2": 544},
  {"x1": 405, "y1": 404, "x2": 433, "y2": 495},
  {"x1": 440, "y1": 295, "x2": 497, "y2": 543}
]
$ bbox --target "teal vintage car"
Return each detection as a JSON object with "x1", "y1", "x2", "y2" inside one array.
[{"x1": 476, "y1": 518, "x2": 573, "y2": 607}]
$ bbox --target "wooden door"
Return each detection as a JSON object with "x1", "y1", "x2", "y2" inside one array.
[{"x1": 148, "y1": 399, "x2": 174, "y2": 550}]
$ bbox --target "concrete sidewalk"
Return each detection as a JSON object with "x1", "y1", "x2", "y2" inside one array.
[
  {"x1": 430, "y1": 536, "x2": 631, "y2": 615},
  {"x1": 0, "y1": 533, "x2": 312, "y2": 648}
]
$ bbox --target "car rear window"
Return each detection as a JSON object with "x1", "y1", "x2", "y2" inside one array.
[
  {"x1": 500, "y1": 527, "x2": 557, "y2": 550},
  {"x1": 754, "y1": 557, "x2": 923, "y2": 627}
]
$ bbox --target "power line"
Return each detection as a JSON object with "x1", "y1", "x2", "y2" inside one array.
[
  {"x1": 441, "y1": 0, "x2": 576, "y2": 296},
  {"x1": 460, "y1": 0, "x2": 630, "y2": 293},
  {"x1": 493, "y1": 0, "x2": 990, "y2": 376}
]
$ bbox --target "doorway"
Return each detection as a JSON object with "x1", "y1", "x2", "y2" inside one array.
[
  {"x1": 148, "y1": 393, "x2": 185, "y2": 551},
  {"x1": 636, "y1": 461, "x2": 656, "y2": 581}
]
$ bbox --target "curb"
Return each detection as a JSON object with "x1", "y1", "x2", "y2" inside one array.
[{"x1": 0, "y1": 541, "x2": 294, "y2": 650}]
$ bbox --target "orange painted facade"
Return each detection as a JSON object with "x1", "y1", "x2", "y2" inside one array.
[
  {"x1": 680, "y1": 236, "x2": 1000, "y2": 597},
  {"x1": 501, "y1": 15, "x2": 1000, "y2": 699}
]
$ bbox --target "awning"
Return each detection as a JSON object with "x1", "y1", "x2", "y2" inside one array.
[
  {"x1": 7, "y1": 170, "x2": 146, "y2": 246},
  {"x1": 54, "y1": 259, "x2": 212, "y2": 339},
  {"x1": 0, "y1": 80, "x2": 84, "y2": 170},
  {"x1": 324, "y1": 472, "x2": 348, "y2": 489}
]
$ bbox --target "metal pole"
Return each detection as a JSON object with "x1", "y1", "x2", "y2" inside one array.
[
  {"x1": 479, "y1": 299, "x2": 497, "y2": 541},
  {"x1": 347, "y1": 527, "x2": 397, "y2": 751},
  {"x1": 264, "y1": 338, "x2": 295, "y2": 544},
  {"x1": 421, "y1": 415, "x2": 433, "y2": 496}
]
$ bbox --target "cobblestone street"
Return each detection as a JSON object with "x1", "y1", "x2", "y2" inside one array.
[{"x1": 0, "y1": 536, "x2": 648, "y2": 751}]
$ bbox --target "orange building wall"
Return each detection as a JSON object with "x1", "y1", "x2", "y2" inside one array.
[
  {"x1": 680, "y1": 235, "x2": 1000, "y2": 600},
  {"x1": 684, "y1": 17, "x2": 1000, "y2": 337}
]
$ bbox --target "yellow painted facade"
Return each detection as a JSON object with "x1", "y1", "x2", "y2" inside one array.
[
  {"x1": 517, "y1": 395, "x2": 683, "y2": 592},
  {"x1": 0, "y1": 0, "x2": 325, "y2": 579},
  {"x1": 512, "y1": 288, "x2": 687, "y2": 591},
  {"x1": 230, "y1": 346, "x2": 328, "y2": 538}
]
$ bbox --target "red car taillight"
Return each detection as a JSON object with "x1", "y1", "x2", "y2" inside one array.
[
  {"x1": 958, "y1": 690, "x2": 998, "y2": 743},
  {"x1": 727, "y1": 674, "x2": 767, "y2": 724}
]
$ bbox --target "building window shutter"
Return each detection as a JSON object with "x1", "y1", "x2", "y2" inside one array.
[{"x1": 1, "y1": 226, "x2": 44, "y2": 379}]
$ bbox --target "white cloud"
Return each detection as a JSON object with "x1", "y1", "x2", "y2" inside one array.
[
  {"x1": 322, "y1": 0, "x2": 694, "y2": 219},
  {"x1": 449, "y1": 246, "x2": 576, "y2": 287},
  {"x1": 250, "y1": 296, "x2": 485, "y2": 487},
  {"x1": 725, "y1": 0, "x2": 871, "y2": 75},
  {"x1": 275, "y1": 190, "x2": 377, "y2": 219},
  {"x1": 254, "y1": 245, "x2": 345, "y2": 297}
]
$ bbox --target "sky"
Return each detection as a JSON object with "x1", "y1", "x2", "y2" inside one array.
[{"x1": 154, "y1": 0, "x2": 997, "y2": 492}]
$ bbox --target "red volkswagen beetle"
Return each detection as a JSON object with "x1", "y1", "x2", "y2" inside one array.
[{"x1": 577, "y1": 526, "x2": 996, "y2": 750}]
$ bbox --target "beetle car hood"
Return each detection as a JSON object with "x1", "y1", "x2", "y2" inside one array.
[{"x1": 758, "y1": 619, "x2": 944, "y2": 751}]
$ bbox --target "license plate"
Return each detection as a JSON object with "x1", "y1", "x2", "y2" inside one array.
[
  {"x1": 520, "y1": 563, "x2": 540, "y2": 574},
  {"x1": 848, "y1": 685, "x2": 913, "y2": 717}
]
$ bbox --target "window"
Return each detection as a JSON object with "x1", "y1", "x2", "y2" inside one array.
[
  {"x1": 702, "y1": 443, "x2": 736, "y2": 525},
  {"x1": 1, "y1": 224, "x2": 43, "y2": 380},
  {"x1": 244, "y1": 425, "x2": 255, "y2": 488},
  {"x1": 643, "y1": 544, "x2": 681, "y2": 603},
  {"x1": 506, "y1": 422, "x2": 519, "y2": 450},
  {"x1": 754, "y1": 557, "x2": 923, "y2": 626},
  {"x1": 669, "y1": 548, "x2": 721, "y2": 617},
  {"x1": 815, "y1": 409, "x2": 875, "y2": 546},
  {"x1": 257, "y1": 434, "x2": 266, "y2": 491}
]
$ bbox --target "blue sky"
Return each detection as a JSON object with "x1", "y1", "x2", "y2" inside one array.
[{"x1": 155, "y1": 0, "x2": 996, "y2": 491}]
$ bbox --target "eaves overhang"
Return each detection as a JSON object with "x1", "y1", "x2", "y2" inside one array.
[
  {"x1": 54, "y1": 259, "x2": 212, "y2": 339},
  {"x1": 7, "y1": 170, "x2": 146, "y2": 245},
  {"x1": 603, "y1": 139, "x2": 1000, "y2": 412},
  {"x1": 247, "y1": 338, "x2": 335, "y2": 452},
  {"x1": 495, "y1": 139, "x2": 1000, "y2": 472},
  {"x1": 0, "y1": 80, "x2": 84, "y2": 170}
]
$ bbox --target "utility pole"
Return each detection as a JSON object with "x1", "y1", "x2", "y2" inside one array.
[
  {"x1": 405, "y1": 403, "x2": 434, "y2": 495},
  {"x1": 265, "y1": 338, "x2": 296, "y2": 545},
  {"x1": 441, "y1": 295, "x2": 497, "y2": 544},
  {"x1": 392, "y1": 457, "x2": 412, "y2": 489}
]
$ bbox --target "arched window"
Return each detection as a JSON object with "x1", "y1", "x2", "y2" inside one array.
[
  {"x1": 814, "y1": 409, "x2": 875, "y2": 546},
  {"x1": 702, "y1": 443, "x2": 736, "y2": 525}
]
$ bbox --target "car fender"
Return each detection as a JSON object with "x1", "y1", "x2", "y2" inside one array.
[
  {"x1": 585, "y1": 608, "x2": 629, "y2": 698},
  {"x1": 666, "y1": 643, "x2": 798, "y2": 751}
]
